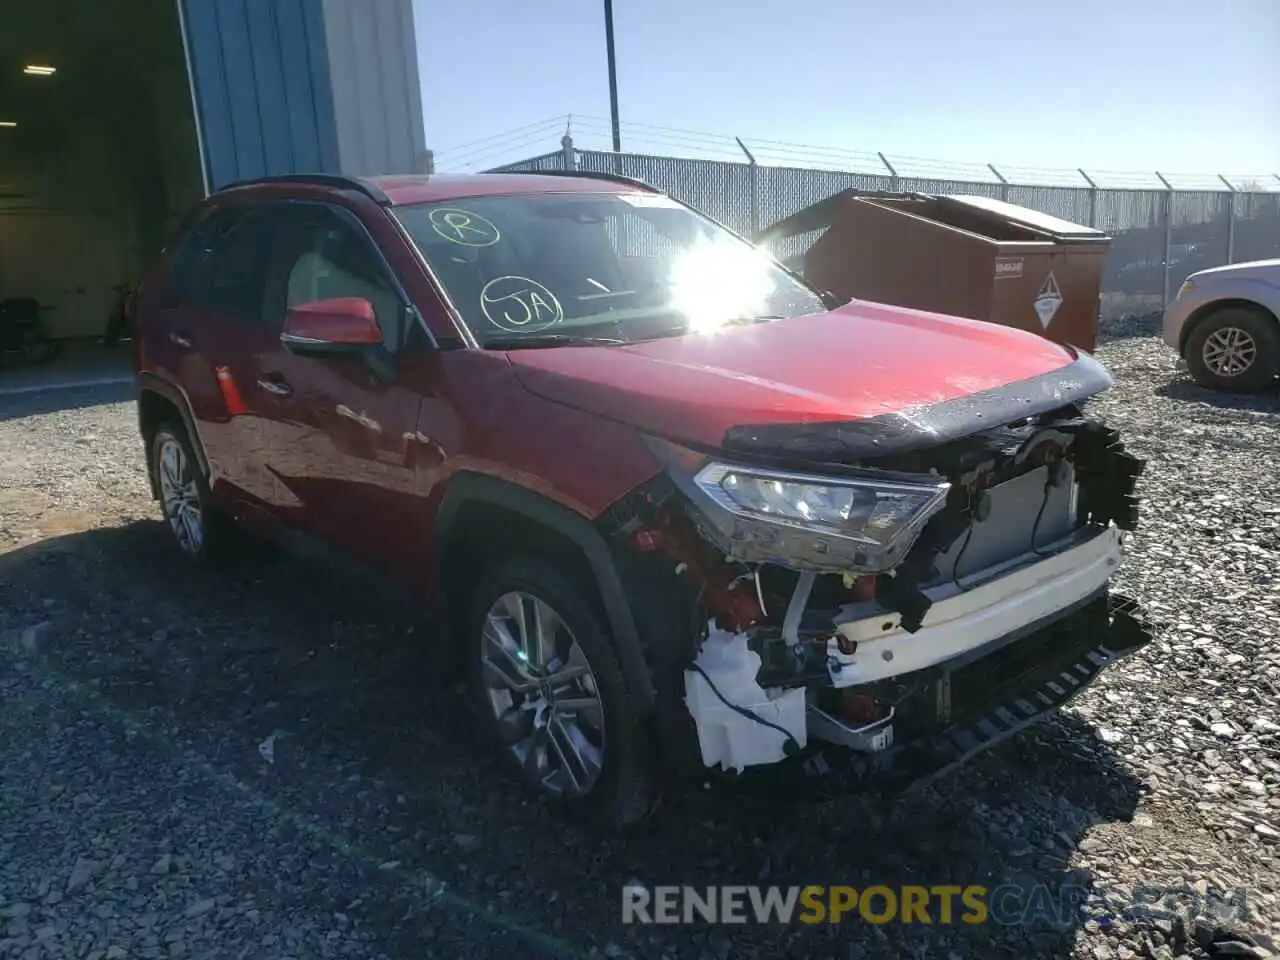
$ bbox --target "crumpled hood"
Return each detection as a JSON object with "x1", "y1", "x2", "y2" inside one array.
[{"x1": 506, "y1": 300, "x2": 1103, "y2": 456}]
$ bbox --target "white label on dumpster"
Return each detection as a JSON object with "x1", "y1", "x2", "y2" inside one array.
[
  {"x1": 1033, "y1": 272, "x2": 1063, "y2": 329},
  {"x1": 995, "y1": 258, "x2": 1024, "y2": 280}
]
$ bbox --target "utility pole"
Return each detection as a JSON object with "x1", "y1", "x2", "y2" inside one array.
[{"x1": 604, "y1": 0, "x2": 621, "y2": 152}]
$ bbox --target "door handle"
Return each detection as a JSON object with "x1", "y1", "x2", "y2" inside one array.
[
  {"x1": 256, "y1": 374, "x2": 293, "y2": 398},
  {"x1": 169, "y1": 331, "x2": 193, "y2": 348}
]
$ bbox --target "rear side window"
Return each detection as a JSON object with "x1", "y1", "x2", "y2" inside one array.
[
  {"x1": 199, "y1": 209, "x2": 277, "y2": 322},
  {"x1": 164, "y1": 209, "x2": 241, "y2": 304}
]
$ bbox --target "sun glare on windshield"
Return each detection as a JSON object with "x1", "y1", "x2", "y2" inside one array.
[{"x1": 666, "y1": 238, "x2": 776, "y2": 334}]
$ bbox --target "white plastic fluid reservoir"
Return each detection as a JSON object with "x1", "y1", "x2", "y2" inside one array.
[{"x1": 683, "y1": 620, "x2": 808, "y2": 773}]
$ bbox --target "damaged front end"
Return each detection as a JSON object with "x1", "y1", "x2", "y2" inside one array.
[{"x1": 602, "y1": 362, "x2": 1155, "y2": 791}]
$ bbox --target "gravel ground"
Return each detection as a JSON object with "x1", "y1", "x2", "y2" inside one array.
[{"x1": 2, "y1": 319, "x2": 1280, "y2": 960}]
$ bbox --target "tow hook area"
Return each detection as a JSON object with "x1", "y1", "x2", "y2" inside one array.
[{"x1": 807, "y1": 692, "x2": 896, "y2": 754}]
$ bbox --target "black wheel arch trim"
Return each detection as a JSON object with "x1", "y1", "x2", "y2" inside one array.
[
  {"x1": 722, "y1": 351, "x2": 1115, "y2": 461},
  {"x1": 136, "y1": 373, "x2": 210, "y2": 482},
  {"x1": 432, "y1": 472, "x2": 656, "y2": 709}
]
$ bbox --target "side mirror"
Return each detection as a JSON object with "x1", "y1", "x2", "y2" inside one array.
[{"x1": 280, "y1": 297, "x2": 382, "y2": 354}]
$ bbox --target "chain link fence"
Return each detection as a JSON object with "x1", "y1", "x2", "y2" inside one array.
[{"x1": 492, "y1": 147, "x2": 1280, "y2": 321}]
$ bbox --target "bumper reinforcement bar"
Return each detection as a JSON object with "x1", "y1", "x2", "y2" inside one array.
[{"x1": 801, "y1": 593, "x2": 1156, "y2": 798}]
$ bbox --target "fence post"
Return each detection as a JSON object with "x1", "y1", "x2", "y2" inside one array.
[
  {"x1": 1155, "y1": 172, "x2": 1174, "y2": 307},
  {"x1": 735, "y1": 137, "x2": 760, "y2": 237},
  {"x1": 560, "y1": 133, "x2": 577, "y2": 171},
  {"x1": 989, "y1": 164, "x2": 1009, "y2": 202},
  {"x1": 1218, "y1": 174, "x2": 1236, "y2": 264},
  {"x1": 878, "y1": 152, "x2": 900, "y2": 192},
  {"x1": 1078, "y1": 169, "x2": 1098, "y2": 228}
]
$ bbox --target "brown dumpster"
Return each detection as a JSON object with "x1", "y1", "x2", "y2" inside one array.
[{"x1": 757, "y1": 189, "x2": 1112, "y2": 351}]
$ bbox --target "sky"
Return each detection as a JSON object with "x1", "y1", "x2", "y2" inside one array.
[{"x1": 413, "y1": 0, "x2": 1279, "y2": 187}]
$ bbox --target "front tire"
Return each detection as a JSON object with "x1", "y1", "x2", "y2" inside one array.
[
  {"x1": 467, "y1": 557, "x2": 653, "y2": 827},
  {"x1": 1185, "y1": 306, "x2": 1279, "y2": 392}
]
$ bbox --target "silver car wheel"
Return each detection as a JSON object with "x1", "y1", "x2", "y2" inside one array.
[
  {"x1": 1202, "y1": 326, "x2": 1257, "y2": 377},
  {"x1": 480, "y1": 590, "x2": 606, "y2": 798},
  {"x1": 157, "y1": 437, "x2": 204, "y2": 554}
]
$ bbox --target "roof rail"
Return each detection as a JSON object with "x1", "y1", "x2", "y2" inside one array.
[
  {"x1": 215, "y1": 173, "x2": 391, "y2": 205},
  {"x1": 489, "y1": 168, "x2": 659, "y2": 193}
]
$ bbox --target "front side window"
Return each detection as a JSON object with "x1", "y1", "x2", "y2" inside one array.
[
  {"x1": 267, "y1": 205, "x2": 404, "y2": 348},
  {"x1": 392, "y1": 191, "x2": 824, "y2": 347}
]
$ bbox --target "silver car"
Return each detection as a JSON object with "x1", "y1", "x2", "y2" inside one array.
[{"x1": 1162, "y1": 258, "x2": 1280, "y2": 392}]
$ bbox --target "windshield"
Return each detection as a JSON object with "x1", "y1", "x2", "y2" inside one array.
[{"x1": 392, "y1": 191, "x2": 825, "y2": 347}]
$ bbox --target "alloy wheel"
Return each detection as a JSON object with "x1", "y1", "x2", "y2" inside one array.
[
  {"x1": 480, "y1": 590, "x2": 606, "y2": 798},
  {"x1": 1202, "y1": 326, "x2": 1257, "y2": 377},
  {"x1": 157, "y1": 437, "x2": 204, "y2": 554}
]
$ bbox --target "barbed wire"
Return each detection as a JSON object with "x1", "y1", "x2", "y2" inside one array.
[{"x1": 431, "y1": 113, "x2": 1280, "y2": 192}]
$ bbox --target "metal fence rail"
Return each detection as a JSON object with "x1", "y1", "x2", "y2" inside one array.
[{"x1": 492, "y1": 145, "x2": 1280, "y2": 321}]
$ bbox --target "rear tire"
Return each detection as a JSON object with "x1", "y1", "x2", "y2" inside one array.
[
  {"x1": 150, "y1": 423, "x2": 235, "y2": 564},
  {"x1": 1185, "y1": 306, "x2": 1279, "y2": 393},
  {"x1": 467, "y1": 556, "x2": 654, "y2": 828}
]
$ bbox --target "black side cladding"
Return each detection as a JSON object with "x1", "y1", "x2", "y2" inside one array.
[{"x1": 720, "y1": 352, "x2": 1114, "y2": 460}]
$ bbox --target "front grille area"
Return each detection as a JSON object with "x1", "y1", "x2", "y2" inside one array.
[{"x1": 930, "y1": 462, "x2": 1078, "y2": 584}]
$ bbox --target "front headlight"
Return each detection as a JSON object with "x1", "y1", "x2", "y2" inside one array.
[
  {"x1": 697, "y1": 462, "x2": 946, "y2": 548},
  {"x1": 644, "y1": 435, "x2": 951, "y2": 573}
]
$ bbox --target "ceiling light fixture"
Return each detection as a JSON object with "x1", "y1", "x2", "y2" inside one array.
[
  {"x1": 0, "y1": 121, "x2": 18, "y2": 128},
  {"x1": 24, "y1": 65, "x2": 56, "y2": 76}
]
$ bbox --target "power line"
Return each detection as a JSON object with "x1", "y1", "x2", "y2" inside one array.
[
  {"x1": 437, "y1": 113, "x2": 1280, "y2": 190},
  {"x1": 433, "y1": 115, "x2": 568, "y2": 156},
  {"x1": 436, "y1": 132, "x2": 566, "y2": 170},
  {"x1": 438, "y1": 129, "x2": 568, "y2": 171}
]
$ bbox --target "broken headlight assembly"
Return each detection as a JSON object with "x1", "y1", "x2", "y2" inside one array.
[{"x1": 643, "y1": 435, "x2": 951, "y2": 573}]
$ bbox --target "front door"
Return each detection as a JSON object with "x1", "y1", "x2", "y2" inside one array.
[{"x1": 249, "y1": 201, "x2": 439, "y2": 579}]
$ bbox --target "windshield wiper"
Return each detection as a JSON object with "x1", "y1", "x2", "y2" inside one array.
[{"x1": 483, "y1": 332, "x2": 629, "y2": 350}]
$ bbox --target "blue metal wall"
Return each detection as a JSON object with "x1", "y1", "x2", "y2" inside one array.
[{"x1": 179, "y1": 0, "x2": 341, "y2": 191}]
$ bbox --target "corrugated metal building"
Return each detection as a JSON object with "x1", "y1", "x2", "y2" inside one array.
[{"x1": 0, "y1": 0, "x2": 427, "y2": 338}]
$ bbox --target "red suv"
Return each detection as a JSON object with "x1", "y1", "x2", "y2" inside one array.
[{"x1": 132, "y1": 171, "x2": 1152, "y2": 825}]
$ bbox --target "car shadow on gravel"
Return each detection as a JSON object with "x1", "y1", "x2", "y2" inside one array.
[
  {"x1": 0, "y1": 380, "x2": 134, "y2": 422},
  {"x1": 1155, "y1": 378, "x2": 1280, "y2": 414},
  {"x1": 1, "y1": 521, "x2": 1148, "y2": 960}
]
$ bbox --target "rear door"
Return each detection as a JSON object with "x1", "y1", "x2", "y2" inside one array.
[{"x1": 180, "y1": 205, "x2": 287, "y2": 511}]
